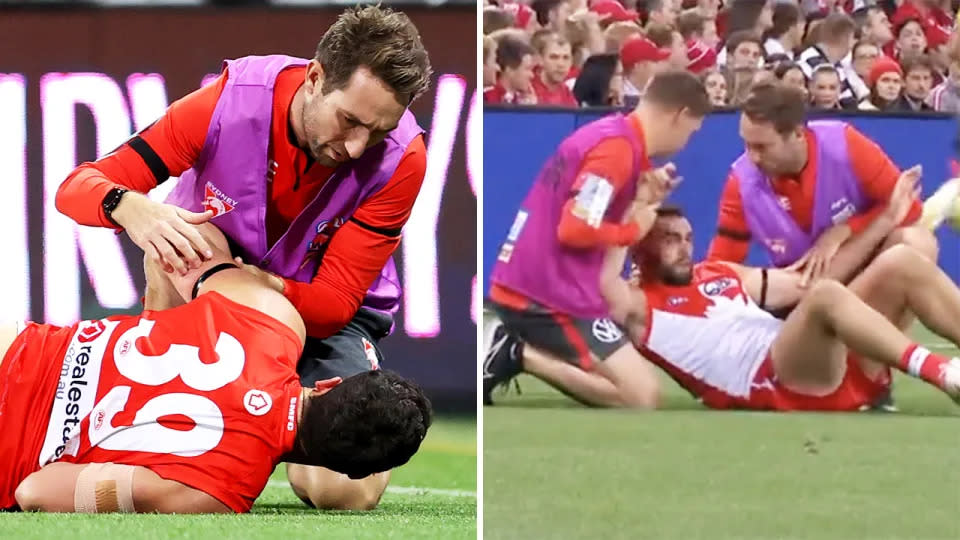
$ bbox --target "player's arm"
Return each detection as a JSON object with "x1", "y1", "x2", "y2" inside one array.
[
  {"x1": 726, "y1": 263, "x2": 805, "y2": 311},
  {"x1": 705, "y1": 173, "x2": 751, "y2": 263},
  {"x1": 556, "y1": 137, "x2": 644, "y2": 248},
  {"x1": 279, "y1": 136, "x2": 427, "y2": 338},
  {"x1": 54, "y1": 72, "x2": 227, "y2": 274},
  {"x1": 15, "y1": 462, "x2": 230, "y2": 514}
]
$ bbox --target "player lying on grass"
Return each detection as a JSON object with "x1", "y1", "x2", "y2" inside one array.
[
  {"x1": 0, "y1": 223, "x2": 430, "y2": 513},
  {"x1": 595, "y1": 199, "x2": 960, "y2": 411}
]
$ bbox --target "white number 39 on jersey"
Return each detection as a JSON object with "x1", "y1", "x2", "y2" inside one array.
[{"x1": 87, "y1": 319, "x2": 246, "y2": 457}]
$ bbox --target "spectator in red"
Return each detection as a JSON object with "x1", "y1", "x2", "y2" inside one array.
[
  {"x1": 854, "y1": 6, "x2": 894, "y2": 53},
  {"x1": 485, "y1": 35, "x2": 539, "y2": 104},
  {"x1": 484, "y1": 6, "x2": 516, "y2": 35},
  {"x1": 677, "y1": 10, "x2": 721, "y2": 50},
  {"x1": 859, "y1": 55, "x2": 911, "y2": 111},
  {"x1": 894, "y1": 18, "x2": 930, "y2": 61},
  {"x1": 763, "y1": 2, "x2": 804, "y2": 60},
  {"x1": 891, "y1": 0, "x2": 951, "y2": 54},
  {"x1": 591, "y1": 0, "x2": 641, "y2": 24},
  {"x1": 809, "y1": 64, "x2": 844, "y2": 108},
  {"x1": 901, "y1": 54, "x2": 937, "y2": 110},
  {"x1": 620, "y1": 37, "x2": 671, "y2": 105},
  {"x1": 687, "y1": 38, "x2": 719, "y2": 74},
  {"x1": 532, "y1": 0, "x2": 573, "y2": 33},
  {"x1": 504, "y1": 2, "x2": 541, "y2": 35},
  {"x1": 532, "y1": 34, "x2": 579, "y2": 105},
  {"x1": 703, "y1": 68, "x2": 730, "y2": 105},
  {"x1": 646, "y1": 21, "x2": 689, "y2": 68}
]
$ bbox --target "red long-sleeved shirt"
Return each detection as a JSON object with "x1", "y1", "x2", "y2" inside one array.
[
  {"x1": 55, "y1": 66, "x2": 427, "y2": 338},
  {"x1": 491, "y1": 112, "x2": 649, "y2": 309},
  {"x1": 706, "y1": 124, "x2": 921, "y2": 264}
]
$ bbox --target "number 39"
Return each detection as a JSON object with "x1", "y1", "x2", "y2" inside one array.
[{"x1": 87, "y1": 319, "x2": 246, "y2": 457}]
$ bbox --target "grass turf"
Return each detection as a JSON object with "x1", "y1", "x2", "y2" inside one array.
[
  {"x1": 484, "y1": 326, "x2": 960, "y2": 540},
  {"x1": 3, "y1": 416, "x2": 476, "y2": 540}
]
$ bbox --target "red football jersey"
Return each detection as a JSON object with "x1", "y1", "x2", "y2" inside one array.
[{"x1": 15, "y1": 292, "x2": 302, "y2": 512}]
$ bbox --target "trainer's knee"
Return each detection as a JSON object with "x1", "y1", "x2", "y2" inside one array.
[
  {"x1": 884, "y1": 226, "x2": 938, "y2": 261},
  {"x1": 618, "y1": 384, "x2": 660, "y2": 409},
  {"x1": 286, "y1": 464, "x2": 388, "y2": 511}
]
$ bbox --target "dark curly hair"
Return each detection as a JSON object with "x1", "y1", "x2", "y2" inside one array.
[
  {"x1": 296, "y1": 370, "x2": 432, "y2": 479},
  {"x1": 315, "y1": 5, "x2": 433, "y2": 105}
]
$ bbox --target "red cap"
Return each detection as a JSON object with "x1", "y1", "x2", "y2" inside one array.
[
  {"x1": 620, "y1": 37, "x2": 671, "y2": 71},
  {"x1": 869, "y1": 55, "x2": 903, "y2": 86},
  {"x1": 503, "y1": 2, "x2": 536, "y2": 30},
  {"x1": 685, "y1": 39, "x2": 717, "y2": 74},
  {"x1": 591, "y1": 0, "x2": 640, "y2": 23}
]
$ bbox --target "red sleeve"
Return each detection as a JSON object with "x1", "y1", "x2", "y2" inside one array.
[
  {"x1": 54, "y1": 71, "x2": 227, "y2": 228},
  {"x1": 706, "y1": 173, "x2": 751, "y2": 262},
  {"x1": 556, "y1": 137, "x2": 642, "y2": 248},
  {"x1": 281, "y1": 137, "x2": 427, "y2": 338},
  {"x1": 844, "y1": 125, "x2": 921, "y2": 234}
]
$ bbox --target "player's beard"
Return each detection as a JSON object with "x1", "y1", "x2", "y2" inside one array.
[{"x1": 660, "y1": 261, "x2": 693, "y2": 286}]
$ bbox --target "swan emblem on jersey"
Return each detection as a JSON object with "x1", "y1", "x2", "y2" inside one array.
[
  {"x1": 699, "y1": 277, "x2": 749, "y2": 318},
  {"x1": 202, "y1": 182, "x2": 238, "y2": 218},
  {"x1": 243, "y1": 390, "x2": 273, "y2": 416}
]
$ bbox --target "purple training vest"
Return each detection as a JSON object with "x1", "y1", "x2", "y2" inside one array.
[
  {"x1": 490, "y1": 114, "x2": 644, "y2": 318},
  {"x1": 166, "y1": 55, "x2": 423, "y2": 329},
  {"x1": 734, "y1": 120, "x2": 868, "y2": 267}
]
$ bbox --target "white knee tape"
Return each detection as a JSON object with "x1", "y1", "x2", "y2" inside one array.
[{"x1": 74, "y1": 463, "x2": 136, "y2": 513}]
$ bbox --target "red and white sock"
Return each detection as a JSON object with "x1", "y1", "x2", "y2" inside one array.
[{"x1": 898, "y1": 344, "x2": 951, "y2": 389}]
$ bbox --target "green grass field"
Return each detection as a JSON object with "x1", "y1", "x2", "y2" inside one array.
[
  {"x1": 3, "y1": 416, "x2": 476, "y2": 540},
  {"x1": 484, "y1": 327, "x2": 960, "y2": 540}
]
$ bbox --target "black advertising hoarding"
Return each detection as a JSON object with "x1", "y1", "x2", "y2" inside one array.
[{"x1": 0, "y1": 7, "x2": 477, "y2": 408}]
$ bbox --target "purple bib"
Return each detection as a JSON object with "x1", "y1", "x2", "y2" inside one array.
[
  {"x1": 166, "y1": 55, "x2": 423, "y2": 330},
  {"x1": 734, "y1": 120, "x2": 868, "y2": 267},
  {"x1": 490, "y1": 114, "x2": 643, "y2": 318}
]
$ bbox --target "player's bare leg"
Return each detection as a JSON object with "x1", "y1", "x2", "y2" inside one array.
[
  {"x1": 772, "y1": 275, "x2": 960, "y2": 401},
  {"x1": 286, "y1": 464, "x2": 389, "y2": 511},
  {"x1": 881, "y1": 225, "x2": 939, "y2": 263}
]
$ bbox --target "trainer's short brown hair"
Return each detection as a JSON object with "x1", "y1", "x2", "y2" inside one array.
[
  {"x1": 742, "y1": 82, "x2": 807, "y2": 135},
  {"x1": 645, "y1": 69, "x2": 712, "y2": 117},
  {"x1": 315, "y1": 5, "x2": 432, "y2": 105}
]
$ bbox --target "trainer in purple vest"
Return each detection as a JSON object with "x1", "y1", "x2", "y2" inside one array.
[
  {"x1": 490, "y1": 114, "x2": 644, "y2": 318},
  {"x1": 166, "y1": 55, "x2": 423, "y2": 329},
  {"x1": 734, "y1": 120, "x2": 868, "y2": 267}
]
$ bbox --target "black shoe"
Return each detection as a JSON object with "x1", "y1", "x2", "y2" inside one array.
[
  {"x1": 859, "y1": 385, "x2": 899, "y2": 413},
  {"x1": 482, "y1": 318, "x2": 522, "y2": 405}
]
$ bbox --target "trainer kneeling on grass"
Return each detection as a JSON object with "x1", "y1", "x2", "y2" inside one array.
[
  {"x1": 1, "y1": 223, "x2": 431, "y2": 514},
  {"x1": 54, "y1": 5, "x2": 431, "y2": 511}
]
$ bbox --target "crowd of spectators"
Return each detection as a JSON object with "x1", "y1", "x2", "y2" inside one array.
[{"x1": 482, "y1": 0, "x2": 960, "y2": 112}]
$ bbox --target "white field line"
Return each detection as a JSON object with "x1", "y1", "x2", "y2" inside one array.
[{"x1": 265, "y1": 480, "x2": 475, "y2": 498}]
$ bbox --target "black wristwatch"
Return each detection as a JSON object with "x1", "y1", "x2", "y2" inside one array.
[{"x1": 102, "y1": 187, "x2": 129, "y2": 227}]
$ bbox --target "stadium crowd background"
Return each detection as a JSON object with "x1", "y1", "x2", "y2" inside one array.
[{"x1": 482, "y1": 0, "x2": 960, "y2": 112}]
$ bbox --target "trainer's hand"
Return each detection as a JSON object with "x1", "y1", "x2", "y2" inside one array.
[
  {"x1": 787, "y1": 223, "x2": 852, "y2": 287},
  {"x1": 232, "y1": 257, "x2": 286, "y2": 294},
  {"x1": 112, "y1": 192, "x2": 214, "y2": 276},
  {"x1": 884, "y1": 164, "x2": 922, "y2": 225},
  {"x1": 637, "y1": 163, "x2": 681, "y2": 204}
]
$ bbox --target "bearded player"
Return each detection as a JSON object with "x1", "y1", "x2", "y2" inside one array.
[
  {"x1": 596, "y1": 189, "x2": 960, "y2": 411},
  {"x1": 0, "y1": 223, "x2": 431, "y2": 513}
]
